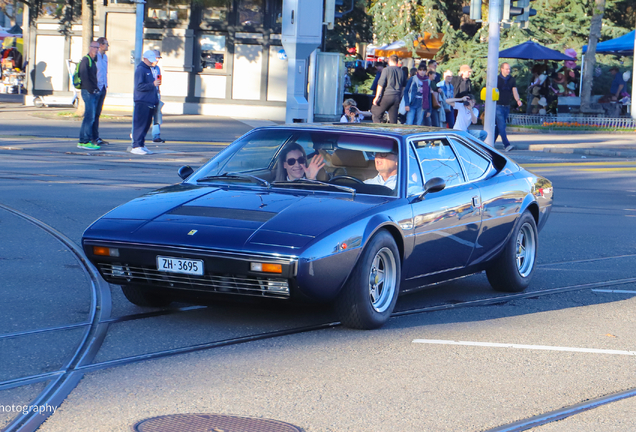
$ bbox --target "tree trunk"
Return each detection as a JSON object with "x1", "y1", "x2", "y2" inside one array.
[
  {"x1": 76, "y1": 0, "x2": 94, "y2": 116},
  {"x1": 580, "y1": 0, "x2": 605, "y2": 113}
]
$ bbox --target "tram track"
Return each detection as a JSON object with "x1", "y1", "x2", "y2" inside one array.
[
  {"x1": 3, "y1": 273, "x2": 636, "y2": 430},
  {"x1": 2, "y1": 202, "x2": 636, "y2": 431},
  {"x1": 0, "y1": 204, "x2": 111, "y2": 432}
]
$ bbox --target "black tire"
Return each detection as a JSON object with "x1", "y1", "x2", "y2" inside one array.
[
  {"x1": 334, "y1": 230, "x2": 401, "y2": 329},
  {"x1": 121, "y1": 285, "x2": 172, "y2": 307},
  {"x1": 34, "y1": 97, "x2": 44, "y2": 108},
  {"x1": 486, "y1": 211, "x2": 538, "y2": 293}
]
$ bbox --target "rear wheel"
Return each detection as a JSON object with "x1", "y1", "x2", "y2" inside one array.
[
  {"x1": 486, "y1": 211, "x2": 538, "y2": 293},
  {"x1": 34, "y1": 97, "x2": 44, "y2": 108},
  {"x1": 121, "y1": 285, "x2": 172, "y2": 307},
  {"x1": 334, "y1": 230, "x2": 400, "y2": 329}
]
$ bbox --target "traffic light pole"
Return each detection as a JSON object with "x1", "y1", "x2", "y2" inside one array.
[{"x1": 483, "y1": 0, "x2": 502, "y2": 146}]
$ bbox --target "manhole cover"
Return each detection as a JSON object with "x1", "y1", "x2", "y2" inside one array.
[{"x1": 134, "y1": 414, "x2": 304, "y2": 432}]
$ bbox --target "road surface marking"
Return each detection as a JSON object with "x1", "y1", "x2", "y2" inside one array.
[
  {"x1": 592, "y1": 289, "x2": 636, "y2": 294},
  {"x1": 522, "y1": 162, "x2": 636, "y2": 168},
  {"x1": 576, "y1": 167, "x2": 636, "y2": 172},
  {"x1": 412, "y1": 339, "x2": 636, "y2": 356}
]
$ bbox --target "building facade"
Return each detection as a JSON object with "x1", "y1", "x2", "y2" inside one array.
[{"x1": 26, "y1": 0, "x2": 289, "y2": 120}]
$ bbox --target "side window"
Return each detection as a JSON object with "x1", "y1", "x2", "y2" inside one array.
[
  {"x1": 413, "y1": 138, "x2": 464, "y2": 187},
  {"x1": 408, "y1": 144, "x2": 423, "y2": 195},
  {"x1": 451, "y1": 138, "x2": 491, "y2": 181}
]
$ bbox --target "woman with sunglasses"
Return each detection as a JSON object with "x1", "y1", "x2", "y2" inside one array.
[{"x1": 275, "y1": 143, "x2": 325, "y2": 182}]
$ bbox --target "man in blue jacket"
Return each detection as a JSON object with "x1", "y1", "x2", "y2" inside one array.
[{"x1": 130, "y1": 50, "x2": 159, "y2": 155}]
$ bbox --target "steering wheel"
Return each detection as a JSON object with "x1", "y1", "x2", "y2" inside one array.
[{"x1": 330, "y1": 175, "x2": 364, "y2": 185}]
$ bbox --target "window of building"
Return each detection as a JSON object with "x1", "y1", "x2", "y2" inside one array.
[
  {"x1": 267, "y1": 0, "x2": 283, "y2": 33},
  {"x1": 238, "y1": 0, "x2": 264, "y2": 27},
  {"x1": 200, "y1": 34, "x2": 226, "y2": 71},
  {"x1": 201, "y1": 0, "x2": 231, "y2": 27},
  {"x1": 146, "y1": 0, "x2": 190, "y2": 26},
  {"x1": 40, "y1": 1, "x2": 69, "y2": 19}
]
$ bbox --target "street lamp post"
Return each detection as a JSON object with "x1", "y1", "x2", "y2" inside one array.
[
  {"x1": 483, "y1": 0, "x2": 502, "y2": 146},
  {"x1": 134, "y1": 0, "x2": 145, "y2": 67}
]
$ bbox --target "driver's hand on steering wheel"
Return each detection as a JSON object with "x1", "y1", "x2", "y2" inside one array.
[{"x1": 303, "y1": 154, "x2": 326, "y2": 180}]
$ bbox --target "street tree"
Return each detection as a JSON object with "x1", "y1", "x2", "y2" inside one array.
[{"x1": 580, "y1": 0, "x2": 605, "y2": 113}]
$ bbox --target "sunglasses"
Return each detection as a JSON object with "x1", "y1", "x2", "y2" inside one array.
[
  {"x1": 375, "y1": 152, "x2": 391, "y2": 158},
  {"x1": 286, "y1": 157, "x2": 306, "y2": 166}
]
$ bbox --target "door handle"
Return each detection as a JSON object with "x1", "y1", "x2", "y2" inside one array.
[{"x1": 472, "y1": 196, "x2": 481, "y2": 208}]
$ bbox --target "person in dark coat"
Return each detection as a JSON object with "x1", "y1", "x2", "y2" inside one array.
[
  {"x1": 77, "y1": 41, "x2": 101, "y2": 150},
  {"x1": 130, "y1": 50, "x2": 159, "y2": 155},
  {"x1": 371, "y1": 55, "x2": 406, "y2": 124}
]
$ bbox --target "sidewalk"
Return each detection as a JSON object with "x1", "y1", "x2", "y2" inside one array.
[{"x1": 1, "y1": 94, "x2": 635, "y2": 157}]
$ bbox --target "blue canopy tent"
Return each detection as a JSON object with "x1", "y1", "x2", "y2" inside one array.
[
  {"x1": 499, "y1": 40, "x2": 572, "y2": 60},
  {"x1": 583, "y1": 30, "x2": 635, "y2": 56}
]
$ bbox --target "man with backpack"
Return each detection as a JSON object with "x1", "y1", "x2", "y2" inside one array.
[{"x1": 77, "y1": 41, "x2": 101, "y2": 150}]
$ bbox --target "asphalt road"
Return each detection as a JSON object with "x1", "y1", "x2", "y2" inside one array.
[{"x1": 1, "y1": 134, "x2": 635, "y2": 432}]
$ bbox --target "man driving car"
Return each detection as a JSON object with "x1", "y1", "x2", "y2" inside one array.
[{"x1": 364, "y1": 152, "x2": 398, "y2": 189}]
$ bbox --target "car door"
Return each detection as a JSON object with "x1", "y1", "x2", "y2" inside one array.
[
  {"x1": 404, "y1": 137, "x2": 482, "y2": 281},
  {"x1": 451, "y1": 135, "x2": 522, "y2": 264}
]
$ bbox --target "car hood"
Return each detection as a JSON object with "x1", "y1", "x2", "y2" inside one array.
[{"x1": 85, "y1": 185, "x2": 388, "y2": 252}]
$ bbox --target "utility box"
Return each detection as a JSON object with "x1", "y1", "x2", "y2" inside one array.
[
  {"x1": 314, "y1": 52, "x2": 345, "y2": 122},
  {"x1": 281, "y1": 0, "x2": 323, "y2": 123}
]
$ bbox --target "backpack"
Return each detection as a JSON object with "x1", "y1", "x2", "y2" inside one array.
[{"x1": 72, "y1": 55, "x2": 92, "y2": 89}]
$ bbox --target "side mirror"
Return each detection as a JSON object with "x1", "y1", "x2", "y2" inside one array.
[
  {"x1": 424, "y1": 177, "x2": 446, "y2": 194},
  {"x1": 411, "y1": 177, "x2": 446, "y2": 203},
  {"x1": 178, "y1": 165, "x2": 194, "y2": 180}
]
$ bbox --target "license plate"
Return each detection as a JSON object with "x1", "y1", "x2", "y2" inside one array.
[{"x1": 157, "y1": 256, "x2": 204, "y2": 276}]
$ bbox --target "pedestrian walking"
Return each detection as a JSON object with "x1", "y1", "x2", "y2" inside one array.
[
  {"x1": 130, "y1": 50, "x2": 159, "y2": 155},
  {"x1": 403, "y1": 65, "x2": 427, "y2": 125},
  {"x1": 93, "y1": 37, "x2": 109, "y2": 146},
  {"x1": 451, "y1": 64, "x2": 473, "y2": 98},
  {"x1": 77, "y1": 41, "x2": 101, "y2": 150},
  {"x1": 151, "y1": 49, "x2": 166, "y2": 143},
  {"x1": 371, "y1": 55, "x2": 406, "y2": 124},
  {"x1": 494, "y1": 62, "x2": 522, "y2": 152}
]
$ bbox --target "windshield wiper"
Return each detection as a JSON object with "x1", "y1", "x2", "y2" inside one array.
[
  {"x1": 273, "y1": 178, "x2": 356, "y2": 195},
  {"x1": 198, "y1": 173, "x2": 270, "y2": 188}
]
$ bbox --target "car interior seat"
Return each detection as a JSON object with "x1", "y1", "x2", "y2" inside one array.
[{"x1": 330, "y1": 149, "x2": 377, "y2": 181}]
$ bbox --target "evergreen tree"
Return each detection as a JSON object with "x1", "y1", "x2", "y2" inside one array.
[{"x1": 371, "y1": 0, "x2": 633, "y2": 101}]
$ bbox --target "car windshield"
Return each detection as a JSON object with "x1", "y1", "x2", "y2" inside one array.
[{"x1": 189, "y1": 129, "x2": 400, "y2": 196}]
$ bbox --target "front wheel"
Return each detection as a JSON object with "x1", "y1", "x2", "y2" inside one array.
[
  {"x1": 121, "y1": 285, "x2": 172, "y2": 307},
  {"x1": 334, "y1": 230, "x2": 401, "y2": 329},
  {"x1": 486, "y1": 211, "x2": 538, "y2": 292}
]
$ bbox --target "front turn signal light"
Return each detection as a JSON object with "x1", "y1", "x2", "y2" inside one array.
[
  {"x1": 250, "y1": 262, "x2": 282, "y2": 274},
  {"x1": 93, "y1": 246, "x2": 120, "y2": 257}
]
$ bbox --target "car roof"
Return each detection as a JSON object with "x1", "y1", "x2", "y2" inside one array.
[{"x1": 261, "y1": 123, "x2": 444, "y2": 138}]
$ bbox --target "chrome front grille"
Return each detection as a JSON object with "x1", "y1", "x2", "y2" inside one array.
[{"x1": 98, "y1": 263, "x2": 290, "y2": 298}]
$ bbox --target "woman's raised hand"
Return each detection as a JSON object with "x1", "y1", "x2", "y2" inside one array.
[{"x1": 303, "y1": 154, "x2": 326, "y2": 180}]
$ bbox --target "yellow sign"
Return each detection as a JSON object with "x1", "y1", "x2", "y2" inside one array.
[{"x1": 481, "y1": 88, "x2": 499, "y2": 101}]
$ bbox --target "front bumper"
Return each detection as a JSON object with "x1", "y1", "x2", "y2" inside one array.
[{"x1": 84, "y1": 240, "x2": 298, "y2": 299}]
